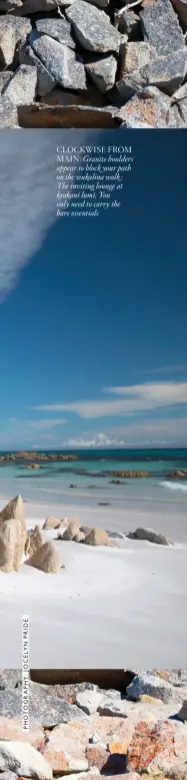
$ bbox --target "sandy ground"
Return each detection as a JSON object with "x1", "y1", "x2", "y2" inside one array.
[{"x1": 0, "y1": 498, "x2": 187, "y2": 669}]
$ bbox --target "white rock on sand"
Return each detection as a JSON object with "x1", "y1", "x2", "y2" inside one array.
[
  {"x1": 43, "y1": 516, "x2": 60, "y2": 530},
  {"x1": 26, "y1": 540, "x2": 60, "y2": 573},
  {"x1": 0, "y1": 519, "x2": 24, "y2": 573},
  {"x1": 0, "y1": 495, "x2": 26, "y2": 541}
]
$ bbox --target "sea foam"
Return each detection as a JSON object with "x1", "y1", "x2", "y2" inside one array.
[{"x1": 161, "y1": 480, "x2": 187, "y2": 492}]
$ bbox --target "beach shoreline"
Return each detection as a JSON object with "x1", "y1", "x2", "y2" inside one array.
[{"x1": 1, "y1": 492, "x2": 187, "y2": 541}]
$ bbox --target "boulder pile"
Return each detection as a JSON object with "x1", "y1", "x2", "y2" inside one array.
[
  {"x1": 168, "y1": 469, "x2": 187, "y2": 478},
  {"x1": 0, "y1": 669, "x2": 187, "y2": 777},
  {"x1": 57, "y1": 521, "x2": 117, "y2": 546},
  {"x1": 0, "y1": 496, "x2": 174, "y2": 569},
  {"x1": 0, "y1": 0, "x2": 187, "y2": 127},
  {"x1": 55, "y1": 517, "x2": 172, "y2": 546}
]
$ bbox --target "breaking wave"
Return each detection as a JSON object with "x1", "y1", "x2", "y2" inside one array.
[{"x1": 161, "y1": 480, "x2": 187, "y2": 492}]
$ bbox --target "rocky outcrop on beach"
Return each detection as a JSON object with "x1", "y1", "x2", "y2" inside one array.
[
  {"x1": 43, "y1": 516, "x2": 60, "y2": 530},
  {"x1": 0, "y1": 518, "x2": 24, "y2": 572},
  {"x1": 56, "y1": 520, "x2": 111, "y2": 546},
  {"x1": 109, "y1": 471, "x2": 149, "y2": 478},
  {"x1": 1, "y1": 670, "x2": 187, "y2": 777},
  {"x1": 15, "y1": 452, "x2": 77, "y2": 462},
  {"x1": 62, "y1": 520, "x2": 80, "y2": 540},
  {"x1": 83, "y1": 528, "x2": 109, "y2": 546},
  {"x1": 55, "y1": 516, "x2": 173, "y2": 547},
  {"x1": 0, "y1": 496, "x2": 175, "y2": 572},
  {"x1": 0, "y1": 0, "x2": 187, "y2": 127},
  {"x1": 127, "y1": 527, "x2": 171, "y2": 545},
  {"x1": 0, "y1": 495, "x2": 26, "y2": 572},
  {"x1": 26, "y1": 540, "x2": 60, "y2": 573},
  {"x1": 168, "y1": 469, "x2": 187, "y2": 478},
  {"x1": 26, "y1": 464, "x2": 41, "y2": 469},
  {"x1": 0, "y1": 495, "x2": 25, "y2": 528},
  {"x1": 25, "y1": 525, "x2": 44, "y2": 557},
  {"x1": 0, "y1": 455, "x2": 15, "y2": 462},
  {"x1": 0, "y1": 452, "x2": 77, "y2": 463}
]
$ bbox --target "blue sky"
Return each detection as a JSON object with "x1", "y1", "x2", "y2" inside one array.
[{"x1": 0, "y1": 130, "x2": 186, "y2": 450}]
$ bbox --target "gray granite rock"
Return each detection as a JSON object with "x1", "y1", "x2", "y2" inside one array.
[
  {"x1": 119, "y1": 118, "x2": 152, "y2": 128},
  {"x1": 172, "y1": 82, "x2": 187, "y2": 101},
  {"x1": 0, "y1": 773, "x2": 18, "y2": 780},
  {"x1": 121, "y1": 40, "x2": 152, "y2": 74},
  {"x1": 0, "y1": 0, "x2": 185, "y2": 129},
  {"x1": 28, "y1": 681, "x2": 51, "y2": 695},
  {"x1": 168, "y1": 102, "x2": 185, "y2": 126},
  {"x1": 3, "y1": 64, "x2": 37, "y2": 106},
  {"x1": 0, "y1": 16, "x2": 31, "y2": 68},
  {"x1": 143, "y1": 47, "x2": 187, "y2": 96},
  {"x1": 0, "y1": 691, "x2": 22, "y2": 718},
  {"x1": 29, "y1": 31, "x2": 86, "y2": 91},
  {"x1": 35, "y1": 18, "x2": 76, "y2": 50},
  {"x1": 167, "y1": 669, "x2": 187, "y2": 687},
  {"x1": 127, "y1": 527, "x2": 171, "y2": 545},
  {"x1": 172, "y1": 81, "x2": 187, "y2": 124},
  {"x1": 0, "y1": 742, "x2": 52, "y2": 780},
  {"x1": 0, "y1": 688, "x2": 89, "y2": 726},
  {"x1": 117, "y1": 69, "x2": 147, "y2": 102},
  {"x1": 75, "y1": 690, "x2": 103, "y2": 714},
  {"x1": 117, "y1": 40, "x2": 151, "y2": 101},
  {"x1": 0, "y1": 98, "x2": 18, "y2": 127},
  {"x1": 140, "y1": 0, "x2": 184, "y2": 56},
  {"x1": 117, "y1": 86, "x2": 172, "y2": 129},
  {"x1": 101, "y1": 687, "x2": 121, "y2": 699},
  {"x1": 98, "y1": 698, "x2": 128, "y2": 717},
  {"x1": 31, "y1": 694, "x2": 89, "y2": 726},
  {"x1": 85, "y1": 54, "x2": 117, "y2": 93},
  {"x1": 0, "y1": 671, "x2": 22, "y2": 691},
  {"x1": 127, "y1": 672, "x2": 177, "y2": 703},
  {"x1": 115, "y1": 9, "x2": 141, "y2": 40},
  {"x1": 66, "y1": 1, "x2": 121, "y2": 53},
  {"x1": 19, "y1": 42, "x2": 56, "y2": 97}
]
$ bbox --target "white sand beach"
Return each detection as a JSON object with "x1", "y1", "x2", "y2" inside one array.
[{"x1": 0, "y1": 496, "x2": 187, "y2": 669}]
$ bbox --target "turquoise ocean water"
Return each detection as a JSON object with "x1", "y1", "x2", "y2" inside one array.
[{"x1": 0, "y1": 449, "x2": 187, "y2": 508}]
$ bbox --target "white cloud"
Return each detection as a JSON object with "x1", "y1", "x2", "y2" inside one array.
[
  {"x1": 28, "y1": 419, "x2": 66, "y2": 430},
  {"x1": 8, "y1": 418, "x2": 66, "y2": 430},
  {"x1": 33, "y1": 381, "x2": 187, "y2": 419},
  {"x1": 59, "y1": 416, "x2": 187, "y2": 448},
  {"x1": 0, "y1": 130, "x2": 92, "y2": 300},
  {"x1": 0, "y1": 132, "x2": 57, "y2": 299},
  {"x1": 64, "y1": 434, "x2": 112, "y2": 448},
  {"x1": 136, "y1": 364, "x2": 186, "y2": 375}
]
